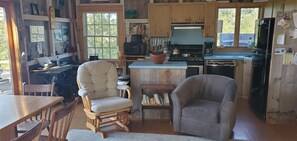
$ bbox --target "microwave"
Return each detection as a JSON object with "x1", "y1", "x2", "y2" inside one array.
[{"x1": 124, "y1": 43, "x2": 147, "y2": 55}]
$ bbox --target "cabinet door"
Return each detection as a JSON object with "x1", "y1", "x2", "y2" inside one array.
[
  {"x1": 203, "y1": 3, "x2": 216, "y2": 38},
  {"x1": 148, "y1": 4, "x2": 171, "y2": 37},
  {"x1": 171, "y1": 4, "x2": 204, "y2": 23}
]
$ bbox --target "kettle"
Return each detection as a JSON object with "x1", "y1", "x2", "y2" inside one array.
[{"x1": 173, "y1": 48, "x2": 180, "y2": 55}]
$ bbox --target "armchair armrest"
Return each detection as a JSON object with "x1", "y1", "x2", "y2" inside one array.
[
  {"x1": 219, "y1": 101, "x2": 236, "y2": 141},
  {"x1": 117, "y1": 85, "x2": 131, "y2": 99},
  {"x1": 78, "y1": 89, "x2": 92, "y2": 112}
]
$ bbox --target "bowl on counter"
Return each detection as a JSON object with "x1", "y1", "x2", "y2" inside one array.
[{"x1": 150, "y1": 53, "x2": 166, "y2": 64}]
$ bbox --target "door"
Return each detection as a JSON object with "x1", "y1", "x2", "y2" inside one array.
[{"x1": 0, "y1": 1, "x2": 22, "y2": 95}]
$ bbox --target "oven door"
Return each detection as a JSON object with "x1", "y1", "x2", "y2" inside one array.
[{"x1": 186, "y1": 65, "x2": 203, "y2": 78}]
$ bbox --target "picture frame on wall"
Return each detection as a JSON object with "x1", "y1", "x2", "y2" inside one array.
[{"x1": 30, "y1": 3, "x2": 39, "y2": 15}]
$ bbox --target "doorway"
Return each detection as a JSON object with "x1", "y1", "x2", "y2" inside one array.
[
  {"x1": 0, "y1": 1, "x2": 22, "y2": 95},
  {"x1": 0, "y1": 6, "x2": 13, "y2": 94}
]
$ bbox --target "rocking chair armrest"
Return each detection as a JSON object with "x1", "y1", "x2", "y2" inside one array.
[
  {"x1": 117, "y1": 85, "x2": 131, "y2": 99},
  {"x1": 79, "y1": 90, "x2": 92, "y2": 111},
  {"x1": 78, "y1": 89, "x2": 90, "y2": 97}
]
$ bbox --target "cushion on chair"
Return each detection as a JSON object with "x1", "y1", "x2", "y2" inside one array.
[
  {"x1": 91, "y1": 97, "x2": 133, "y2": 113},
  {"x1": 182, "y1": 99, "x2": 221, "y2": 123},
  {"x1": 77, "y1": 61, "x2": 118, "y2": 100}
]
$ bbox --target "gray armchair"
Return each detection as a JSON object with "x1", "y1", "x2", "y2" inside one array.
[{"x1": 171, "y1": 75, "x2": 237, "y2": 141}]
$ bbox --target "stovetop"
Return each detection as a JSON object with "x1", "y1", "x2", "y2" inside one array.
[{"x1": 168, "y1": 44, "x2": 204, "y2": 63}]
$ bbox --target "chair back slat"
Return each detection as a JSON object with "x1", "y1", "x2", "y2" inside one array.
[
  {"x1": 11, "y1": 119, "x2": 45, "y2": 141},
  {"x1": 48, "y1": 97, "x2": 79, "y2": 141},
  {"x1": 23, "y1": 83, "x2": 55, "y2": 96}
]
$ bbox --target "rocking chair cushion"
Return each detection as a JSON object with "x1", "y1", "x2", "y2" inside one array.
[{"x1": 91, "y1": 97, "x2": 133, "y2": 113}]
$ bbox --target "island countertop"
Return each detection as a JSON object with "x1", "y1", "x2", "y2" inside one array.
[{"x1": 128, "y1": 61, "x2": 187, "y2": 69}]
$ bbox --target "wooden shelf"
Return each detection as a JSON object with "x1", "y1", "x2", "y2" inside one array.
[
  {"x1": 141, "y1": 84, "x2": 174, "y2": 122},
  {"x1": 22, "y1": 14, "x2": 49, "y2": 21},
  {"x1": 55, "y1": 17, "x2": 70, "y2": 23},
  {"x1": 125, "y1": 19, "x2": 148, "y2": 23}
]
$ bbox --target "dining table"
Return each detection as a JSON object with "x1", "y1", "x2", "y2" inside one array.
[{"x1": 0, "y1": 95, "x2": 63, "y2": 141}]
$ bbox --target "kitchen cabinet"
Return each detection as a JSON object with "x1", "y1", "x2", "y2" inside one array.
[
  {"x1": 148, "y1": 4, "x2": 171, "y2": 37},
  {"x1": 203, "y1": 3, "x2": 216, "y2": 38},
  {"x1": 171, "y1": 4, "x2": 204, "y2": 23}
]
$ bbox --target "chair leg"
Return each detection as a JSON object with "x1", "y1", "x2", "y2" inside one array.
[
  {"x1": 115, "y1": 121, "x2": 129, "y2": 132},
  {"x1": 97, "y1": 131, "x2": 105, "y2": 138}
]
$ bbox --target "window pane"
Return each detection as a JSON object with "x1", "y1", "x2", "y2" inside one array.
[
  {"x1": 94, "y1": 13, "x2": 101, "y2": 23},
  {"x1": 88, "y1": 48, "x2": 95, "y2": 56},
  {"x1": 217, "y1": 8, "x2": 236, "y2": 47},
  {"x1": 86, "y1": 13, "x2": 94, "y2": 24},
  {"x1": 87, "y1": 25, "x2": 94, "y2": 36},
  {"x1": 94, "y1": 25, "x2": 102, "y2": 36},
  {"x1": 110, "y1": 13, "x2": 117, "y2": 24},
  {"x1": 96, "y1": 48, "x2": 102, "y2": 58},
  {"x1": 95, "y1": 37, "x2": 102, "y2": 47},
  {"x1": 239, "y1": 8, "x2": 259, "y2": 48},
  {"x1": 102, "y1": 48, "x2": 110, "y2": 59},
  {"x1": 102, "y1": 25, "x2": 109, "y2": 36},
  {"x1": 103, "y1": 37, "x2": 109, "y2": 48},
  {"x1": 110, "y1": 25, "x2": 117, "y2": 36},
  {"x1": 102, "y1": 13, "x2": 110, "y2": 24},
  {"x1": 110, "y1": 48, "x2": 118, "y2": 59},
  {"x1": 110, "y1": 37, "x2": 117, "y2": 47},
  {"x1": 87, "y1": 37, "x2": 95, "y2": 47}
]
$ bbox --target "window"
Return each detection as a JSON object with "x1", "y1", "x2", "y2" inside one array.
[
  {"x1": 85, "y1": 12, "x2": 118, "y2": 59},
  {"x1": 239, "y1": 8, "x2": 259, "y2": 48},
  {"x1": 217, "y1": 7, "x2": 260, "y2": 48},
  {"x1": 217, "y1": 8, "x2": 236, "y2": 47}
]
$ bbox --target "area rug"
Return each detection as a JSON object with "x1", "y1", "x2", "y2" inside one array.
[{"x1": 66, "y1": 129, "x2": 214, "y2": 141}]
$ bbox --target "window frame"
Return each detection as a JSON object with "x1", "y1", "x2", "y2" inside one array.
[
  {"x1": 77, "y1": 5, "x2": 124, "y2": 62},
  {"x1": 84, "y1": 12, "x2": 119, "y2": 60},
  {"x1": 216, "y1": 3, "x2": 265, "y2": 50}
]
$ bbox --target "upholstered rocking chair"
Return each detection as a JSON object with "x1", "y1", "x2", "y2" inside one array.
[{"x1": 77, "y1": 60, "x2": 133, "y2": 138}]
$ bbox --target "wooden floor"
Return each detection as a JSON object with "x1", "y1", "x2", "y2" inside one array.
[{"x1": 70, "y1": 97, "x2": 297, "y2": 141}]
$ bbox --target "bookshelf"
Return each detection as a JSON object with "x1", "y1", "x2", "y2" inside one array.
[
  {"x1": 15, "y1": 0, "x2": 76, "y2": 84},
  {"x1": 140, "y1": 84, "x2": 174, "y2": 123}
]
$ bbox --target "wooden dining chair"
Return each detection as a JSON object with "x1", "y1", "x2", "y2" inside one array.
[
  {"x1": 11, "y1": 119, "x2": 45, "y2": 141},
  {"x1": 40, "y1": 97, "x2": 79, "y2": 141},
  {"x1": 17, "y1": 83, "x2": 55, "y2": 133}
]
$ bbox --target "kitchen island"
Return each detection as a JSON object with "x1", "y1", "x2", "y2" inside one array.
[{"x1": 129, "y1": 61, "x2": 187, "y2": 119}]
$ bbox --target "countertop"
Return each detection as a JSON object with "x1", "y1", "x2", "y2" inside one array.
[
  {"x1": 128, "y1": 61, "x2": 187, "y2": 69},
  {"x1": 204, "y1": 53, "x2": 253, "y2": 61}
]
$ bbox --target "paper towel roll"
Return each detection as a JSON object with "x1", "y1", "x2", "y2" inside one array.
[
  {"x1": 293, "y1": 53, "x2": 297, "y2": 65},
  {"x1": 293, "y1": 13, "x2": 297, "y2": 28}
]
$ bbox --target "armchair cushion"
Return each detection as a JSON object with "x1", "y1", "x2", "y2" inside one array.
[
  {"x1": 77, "y1": 61, "x2": 118, "y2": 100},
  {"x1": 91, "y1": 97, "x2": 132, "y2": 113},
  {"x1": 182, "y1": 99, "x2": 220, "y2": 123}
]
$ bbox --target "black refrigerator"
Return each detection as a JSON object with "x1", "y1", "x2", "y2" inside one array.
[{"x1": 250, "y1": 18, "x2": 275, "y2": 119}]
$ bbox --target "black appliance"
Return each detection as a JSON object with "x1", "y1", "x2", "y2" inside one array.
[
  {"x1": 205, "y1": 60, "x2": 236, "y2": 79},
  {"x1": 250, "y1": 18, "x2": 275, "y2": 119},
  {"x1": 204, "y1": 42, "x2": 214, "y2": 56},
  {"x1": 168, "y1": 45, "x2": 204, "y2": 77},
  {"x1": 124, "y1": 42, "x2": 147, "y2": 55}
]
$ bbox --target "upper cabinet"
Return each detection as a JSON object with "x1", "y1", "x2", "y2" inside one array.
[
  {"x1": 148, "y1": 4, "x2": 171, "y2": 37},
  {"x1": 148, "y1": 3, "x2": 213, "y2": 37},
  {"x1": 171, "y1": 4, "x2": 204, "y2": 23},
  {"x1": 203, "y1": 3, "x2": 216, "y2": 38}
]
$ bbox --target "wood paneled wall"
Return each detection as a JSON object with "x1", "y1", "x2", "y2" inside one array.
[{"x1": 263, "y1": 0, "x2": 297, "y2": 123}]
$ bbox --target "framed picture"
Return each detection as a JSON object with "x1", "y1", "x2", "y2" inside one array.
[{"x1": 30, "y1": 3, "x2": 39, "y2": 15}]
